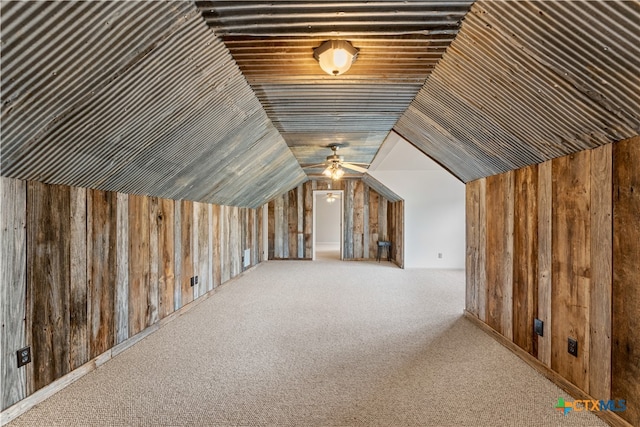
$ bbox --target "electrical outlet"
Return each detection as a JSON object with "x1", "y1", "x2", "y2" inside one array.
[
  {"x1": 195, "y1": 276, "x2": 198, "y2": 285},
  {"x1": 190, "y1": 276, "x2": 197, "y2": 287},
  {"x1": 534, "y1": 318, "x2": 544, "y2": 337},
  {"x1": 568, "y1": 337, "x2": 578, "y2": 357},
  {"x1": 17, "y1": 346, "x2": 31, "y2": 368}
]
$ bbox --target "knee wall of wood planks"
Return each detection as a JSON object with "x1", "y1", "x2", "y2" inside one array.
[
  {"x1": 465, "y1": 136, "x2": 640, "y2": 426},
  {"x1": 0, "y1": 181, "x2": 264, "y2": 411}
]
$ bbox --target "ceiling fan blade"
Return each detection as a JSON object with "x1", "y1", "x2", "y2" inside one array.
[
  {"x1": 345, "y1": 162, "x2": 371, "y2": 165},
  {"x1": 341, "y1": 162, "x2": 368, "y2": 173},
  {"x1": 302, "y1": 163, "x2": 327, "y2": 169}
]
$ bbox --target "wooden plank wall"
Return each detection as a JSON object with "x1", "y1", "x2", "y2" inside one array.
[
  {"x1": 267, "y1": 179, "x2": 404, "y2": 266},
  {"x1": 0, "y1": 179, "x2": 265, "y2": 411},
  {"x1": 485, "y1": 171, "x2": 514, "y2": 341},
  {"x1": 612, "y1": 137, "x2": 640, "y2": 424},
  {"x1": 512, "y1": 166, "x2": 538, "y2": 357},
  {"x1": 28, "y1": 182, "x2": 72, "y2": 391},
  {"x1": 387, "y1": 199, "x2": 404, "y2": 269},
  {"x1": 465, "y1": 137, "x2": 639, "y2": 426},
  {"x1": 88, "y1": 189, "x2": 117, "y2": 360},
  {"x1": 1, "y1": 178, "x2": 27, "y2": 408},
  {"x1": 551, "y1": 151, "x2": 591, "y2": 391}
]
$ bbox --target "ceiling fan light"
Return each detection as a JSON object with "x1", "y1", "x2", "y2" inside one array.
[
  {"x1": 314, "y1": 40, "x2": 358, "y2": 76},
  {"x1": 331, "y1": 167, "x2": 344, "y2": 180},
  {"x1": 323, "y1": 167, "x2": 332, "y2": 177}
]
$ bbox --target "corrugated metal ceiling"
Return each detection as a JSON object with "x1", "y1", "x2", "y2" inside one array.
[
  {"x1": 362, "y1": 173, "x2": 402, "y2": 202},
  {"x1": 1, "y1": 1, "x2": 638, "y2": 204},
  {"x1": 395, "y1": 0, "x2": 640, "y2": 182},
  {"x1": 0, "y1": 1, "x2": 306, "y2": 208},
  {"x1": 195, "y1": 1, "x2": 472, "y2": 177}
]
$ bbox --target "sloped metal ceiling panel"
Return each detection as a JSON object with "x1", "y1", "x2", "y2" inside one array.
[
  {"x1": 395, "y1": 0, "x2": 640, "y2": 182},
  {"x1": 195, "y1": 1, "x2": 472, "y2": 177},
  {"x1": 1, "y1": 1, "x2": 306, "y2": 208},
  {"x1": 361, "y1": 173, "x2": 402, "y2": 202}
]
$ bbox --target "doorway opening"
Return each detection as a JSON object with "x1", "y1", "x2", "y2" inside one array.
[{"x1": 313, "y1": 190, "x2": 343, "y2": 260}]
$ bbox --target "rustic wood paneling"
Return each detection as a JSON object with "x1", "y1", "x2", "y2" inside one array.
[
  {"x1": 180, "y1": 201, "x2": 194, "y2": 306},
  {"x1": 253, "y1": 208, "x2": 259, "y2": 266},
  {"x1": 551, "y1": 150, "x2": 591, "y2": 392},
  {"x1": 157, "y1": 198, "x2": 175, "y2": 319},
  {"x1": 392, "y1": 201, "x2": 404, "y2": 268},
  {"x1": 3, "y1": 180, "x2": 270, "y2": 413},
  {"x1": 220, "y1": 206, "x2": 232, "y2": 283},
  {"x1": 268, "y1": 200, "x2": 275, "y2": 259},
  {"x1": 268, "y1": 180, "x2": 402, "y2": 266},
  {"x1": 191, "y1": 203, "x2": 200, "y2": 299},
  {"x1": 612, "y1": 136, "x2": 640, "y2": 426},
  {"x1": 69, "y1": 187, "x2": 88, "y2": 370},
  {"x1": 196, "y1": 202, "x2": 208, "y2": 296},
  {"x1": 28, "y1": 182, "x2": 71, "y2": 391},
  {"x1": 115, "y1": 193, "x2": 129, "y2": 344},
  {"x1": 390, "y1": 201, "x2": 398, "y2": 263},
  {"x1": 484, "y1": 172, "x2": 514, "y2": 339},
  {"x1": 368, "y1": 189, "x2": 379, "y2": 259},
  {"x1": 296, "y1": 186, "x2": 304, "y2": 259},
  {"x1": 212, "y1": 204, "x2": 222, "y2": 287},
  {"x1": 258, "y1": 205, "x2": 265, "y2": 262},
  {"x1": 1, "y1": 178, "x2": 27, "y2": 410},
  {"x1": 282, "y1": 192, "x2": 289, "y2": 259},
  {"x1": 378, "y1": 195, "x2": 388, "y2": 241},
  {"x1": 147, "y1": 197, "x2": 159, "y2": 325},
  {"x1": 476, "y1": 179, "x2": 487, "y2": 322},
  {"x1": 173, "y1": 200, "x2": 182, "y2": 310},
  {"x1": 537, "y1": 161, "x2": 552, "y2": 367},
  {"x1": 88, "y1": 189, "x2": 117, "y2": 359},
  {"x1": 363, "y1": 185, "x2": 370, "y2": 259},
  {"x1": 230, "y1": 207, "x2": 240, "y2": 277},
  {"x1": 589, "y1": 144, "x2": 612, "y2": 401},
  {"x1": 129, "y1": 194, "x2": 150, "y2": 337},
  {"x1": 512, "y1": 165, "x2": 538, "y2": 356},
  {"x1": 287, "y1": 189, "x2": 297, "y2": 258},
  {"x1": 465, "y1": 179, "x2": 481, "y2": 318},
  {"x1": 353, "y1": 180, "x2": 364, "y2": 258},
  {"x1": 466, "y1": 142, "x2": 638, "y2": 422},
  {"x1": 344, "y1": 180, "x2": 355, "y2": 259},
  {"x1": 239, "y1": 208, "x2": 246, "y2": 268},
  {"x1": 272, "y1": 198, "x2": 282, "y2": 259},
  {"x1": 208, "y1": 204, "x2": 215, "y2": 290},
  {"x1": 304, "y1": 182, "x2": 313, "y2": 258}
]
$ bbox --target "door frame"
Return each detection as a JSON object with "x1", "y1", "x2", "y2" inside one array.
[{"x1": 312, "y1": 190, "x2": 344, "y2": 260}]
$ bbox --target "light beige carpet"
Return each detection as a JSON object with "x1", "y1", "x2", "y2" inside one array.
[{"x1": 8, "y1": 260, "x2": 605, "y2": 426}]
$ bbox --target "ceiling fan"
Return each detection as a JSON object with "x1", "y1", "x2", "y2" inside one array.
[
  {"x1": 325, "y1": 192, "x2": 340, "y2": 203},
  {"x1": 303, "y1": 144, "x2": 369, "y2": 180}
]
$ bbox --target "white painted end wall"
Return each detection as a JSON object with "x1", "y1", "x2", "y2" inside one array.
[{"x1": 369, "y1": 133, "x2": 465, "y2": 268}]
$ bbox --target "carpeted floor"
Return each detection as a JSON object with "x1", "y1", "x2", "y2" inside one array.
[{"x1": 8, "y1": 260, "x2": 605, "y2": 426}]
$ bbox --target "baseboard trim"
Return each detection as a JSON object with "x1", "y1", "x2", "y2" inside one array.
[
  {"x1": 463, "y1": 311, "x2": 632, "y2": 427},
  {"x1": 0, "y1": 262, "x2": 264, "y2": 426}
]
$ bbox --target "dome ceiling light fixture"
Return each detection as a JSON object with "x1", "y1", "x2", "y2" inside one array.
[{"x1": 313, "y1": 40, "x2": 359, "y2": 76}]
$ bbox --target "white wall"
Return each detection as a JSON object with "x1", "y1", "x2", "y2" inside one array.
[
  {"x1": 369, "y1": 132, "x2": 465, "y2": 269},
  {"x1": 315, "y1": 192, "x2": 341, "y2": 244}
]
